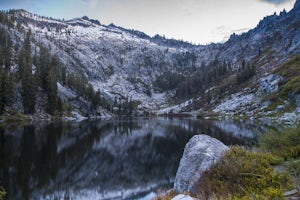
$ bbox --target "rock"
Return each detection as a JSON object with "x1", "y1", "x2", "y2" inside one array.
[
  {"x1": 174, "y1": 134, "x2": 229, "y2": 193},
  {"x1": 276, "y1": 105, "x2": 285, "y2": 111},
  {"x1": 57, "y1": 82, "x2": 76, "y2": 102},
  {"x1": 260, "y1": 101, "x2": 271, "y2": 110},
  {"x1": 295, "y1": 107, "x2": 300, "y2": 114},
  {"x1": 172, "y1": 194, "x2": 194, "y2": 200},
  {"x1": 284, "y1": 188, "x2": 299, "y2": 197},
  {"x1": 259, "y1": 74, "x2": 282, "y2": 94},
  {"x1": 294, "y1": 0, "x2": 300, "y2": 10},
  {"x1": 295, "y1": 95, "x2": 300, "y2": 107},
  {"x1": 279, "y1": 113, "x2": 297, "y2": 124}
]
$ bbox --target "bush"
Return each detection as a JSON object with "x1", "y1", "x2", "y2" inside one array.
[
  {"x1": 0, "y1": 186, "x2": 6, "y2": 200},
  {"x1": 288, "y1": 160, "x2": 300, "y2": 184},
  {"x1": 259, "y1": 127, "x2": 300, "y2": 160},
  {"x1": 275, "y1": 55, "x2": 300, "y2": 97},
  {"x1": 195, "y1": 147, "x2": 294, "y2": 199},
  {"x1": 155, "y1": 189, "x2": 178, "y2": 200}
]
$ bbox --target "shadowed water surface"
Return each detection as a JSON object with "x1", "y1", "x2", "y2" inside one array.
[{"x1": 0, "y1": 117, "x2": 265, "y2": 200}]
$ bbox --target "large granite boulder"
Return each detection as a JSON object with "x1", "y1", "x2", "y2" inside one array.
[{"x1": 174, "y1": 134, "x2": 229, "y2": 193}]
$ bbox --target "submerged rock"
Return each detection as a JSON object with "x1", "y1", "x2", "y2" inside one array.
[{"x1": 174, "y1": 134, "x2": 229, "y2": 193}]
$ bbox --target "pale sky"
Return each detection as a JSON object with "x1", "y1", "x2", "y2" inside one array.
[{"x1": 0, "y1": 0, "x2": 296, "y2": 44}]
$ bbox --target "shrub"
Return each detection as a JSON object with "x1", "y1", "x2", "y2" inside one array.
[
  {"x1": 288, "y1": 160, "x2": 300, "y2": 184},
  {"x1": 259, "y1": 127, "x2": 300, "y2": 160},
  {"x1": 155, "y1": 189, "x2": 178, "y2": 200},
  {"x1": 275, "y1": 55, "x2": 300, "y2": 97},
  {"x1": 195, "y1": 147, "x2": 294, "y2": 199},
  {"x1": 0, "y1": 186, "x2": 6, "y2": 200}
]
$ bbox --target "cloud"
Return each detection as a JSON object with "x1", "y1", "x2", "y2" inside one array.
[
  {"x1": 210, "y1": 26, "x2": 250, "y2": 43},
  {"x1": 260, "y1": 0, "x2": 292, "y2": 5}
]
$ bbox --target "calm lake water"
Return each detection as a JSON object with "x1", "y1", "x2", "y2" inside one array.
[{"x1": 0, "y1": 117, "x2": 266, "y2": 200}]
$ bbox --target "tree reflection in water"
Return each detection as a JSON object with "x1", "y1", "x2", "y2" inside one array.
[{"x1": 0, "y1": 118, "x2": 263, "y2": 200}]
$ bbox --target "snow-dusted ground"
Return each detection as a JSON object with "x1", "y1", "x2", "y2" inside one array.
[
  {"x1": 213, "y1": 91, "x2": 256, "y2": 115},
  {"x1": 92, "y1": 74, "x2": 169, "y2": 111},
  {"x1": 156, "y1": 99, "x2": 192, "y2": 115},
  {"x1": 57, "y1": 82, "x2": 77, "y2": 101},
  {"x1": 13, "y1": 10, "x2": 211, "y2": 112}
]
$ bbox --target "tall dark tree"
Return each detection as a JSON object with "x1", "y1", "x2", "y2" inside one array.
[
  {"x1": 0, "y1": 28, "x2": 13, "y2": 114},
  {"x1": 46, "y1": 57, "x2": 58, "y2": 115},
  {"x1": 61, "y1": 66, "x2": 67, "y2": 85},
  {"x1": 37, "y1": 46, "x2": 50, "y2": 90},
  {"x1": 0, "y1": 70, "x2": 13, "y2": 113},
  {"x1": 237, "y1": 62, "x2": 256, "y2": 84},
  {"x1": 19, "y1": 31, "x2": 36, "y2": 114},
  {"x1": 0, "y1": 28, "x2": 13, "y2": 71}
]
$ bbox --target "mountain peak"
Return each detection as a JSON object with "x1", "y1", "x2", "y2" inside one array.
[{"x1": 81, "y1": 15, "x2": 101, "y2": 25}]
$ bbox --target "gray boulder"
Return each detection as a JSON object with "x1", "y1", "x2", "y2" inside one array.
[
  {"x1": 295, "y1": 107, "x2": 300, "y2": 114},
  {"x1": 295, "y1": 94, "x2": 300, "y2": 107},
  {"x1": 174, "y1": 134, "x2": 229, "y2": 193},
  {"x1": 259, "y1": 74, "x2": 282, "y2": 94},
  {"x1": 279, "y1": 112, "x2": 297, "y2": 124}
]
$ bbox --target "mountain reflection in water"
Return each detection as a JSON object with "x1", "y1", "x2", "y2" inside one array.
[{"x1": 0, "y1": 118, "x2": 264, "y2": 200}]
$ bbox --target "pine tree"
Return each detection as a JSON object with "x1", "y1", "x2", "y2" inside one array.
[
  {"x1": 0, "y1": 69, "x2": 13, "y2": 114},
  {"x1": 0, "y1": 69, "x2": 4, "y2": 113},
  {"x1": 38, "y1": 46, "x2": 50, "y2": 90},
  {"x1": 46, "y1": 72, "x2": 57, "y2": 114},
  {"x1": 4, "y1": 32, "x2": 12, "y2": 71},
  {"x1": 0, "y1": 28, "x2": 12, "y2": 71},
  {"x1": 61, "y1": 66, "x2": 67, "y2": 85},
  {"x1": 19, "y1": 31, "x2": 36, "y2": 114},
  {"x1": 46, "y1": 57, "x2": 58, "y2": 115},
  {"x1": 57, "y1": 98, "x2": 63, "y2": 116}
]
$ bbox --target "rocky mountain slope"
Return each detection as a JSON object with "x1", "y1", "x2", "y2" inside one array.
[{"x1": 1, "y1": 0, "x2": 300, "y2": 119}]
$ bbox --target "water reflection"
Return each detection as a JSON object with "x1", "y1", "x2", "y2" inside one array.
[{"x1": 0, "y1": 118, "x2": 264, "y2": 200}]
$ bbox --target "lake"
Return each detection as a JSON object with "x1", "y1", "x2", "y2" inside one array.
[{"x1": 0, "y1": 117, "x2": 266, "y2": 200}]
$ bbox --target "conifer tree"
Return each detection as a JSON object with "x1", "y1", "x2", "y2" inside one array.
[
  {"x1": 46, "y1": 57, "x2": 58, "y2": 115},
  {"x1": 0, "y1": 69, "x2": 5, "y2": 113},
  {"x1": 19, "y1": 31, "x2": 36, "y2": 114},
  {"x1": 38, "y1": 46, "x2": 50, "y2": 90},
  {"x1": 61, "y1": 67, "x2": 67, "y2": 85},
  {"x1": 0, "y1": 28, "x2": 12, "y2": 71},
  {"x1": 57, "y1": 98, "x2": 63, "y2": 116},
  {"x1": 0, "y1": 69, "x2": 13, "y2": 114}
]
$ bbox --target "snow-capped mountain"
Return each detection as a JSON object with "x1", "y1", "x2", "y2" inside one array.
[
  {"x1": 2, "y1": 0, "x2": 300, "y2": 115},
  {"x1": 9, "y1": 10, "x2": 197, "y2": 110}
]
